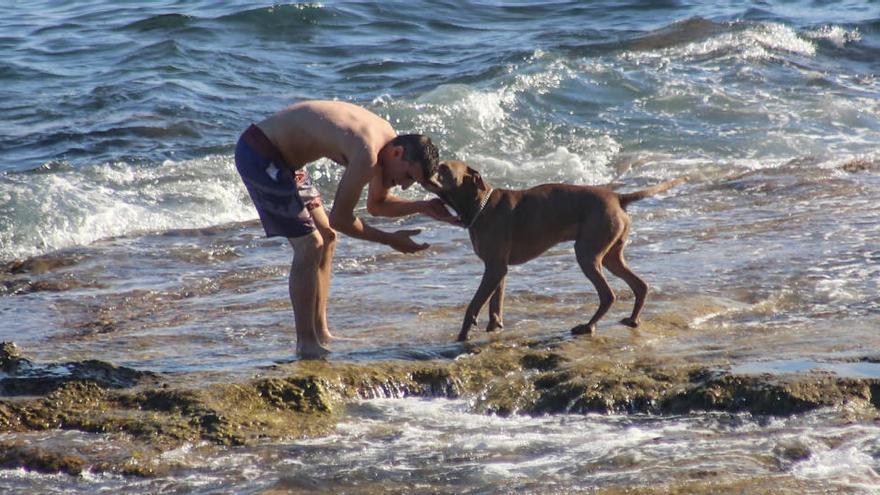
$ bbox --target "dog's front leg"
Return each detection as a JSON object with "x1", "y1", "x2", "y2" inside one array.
[
  {"x1": 486, "y1": 276, "x2": 506, "y2": 333},
  {"x1": 458, "y1": 262, "x2": 508, "y2": 342}
]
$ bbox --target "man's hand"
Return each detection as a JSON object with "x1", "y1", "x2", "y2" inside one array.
[
  {"x1": 421, "y1": 198, "x2": 461, "y2": 226},
  {"x1": 386, "y1": 229, "x2": 429, "y2": 253}
]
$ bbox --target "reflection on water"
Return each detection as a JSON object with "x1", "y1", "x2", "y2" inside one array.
[{"x1": 732, "y1": 359, "x2": 880, "y2": 379}]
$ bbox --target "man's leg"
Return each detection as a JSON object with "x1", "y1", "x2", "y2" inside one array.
[
  {"x1": 308, "y1": 206, "x2": 337, "y2": 345},
  {"x1": 288, "y1": 231, "x2": 329, "y2": 358}
]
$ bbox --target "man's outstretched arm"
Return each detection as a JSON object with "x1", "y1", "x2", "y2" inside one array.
[{"x1": 329, "y1": 163, "x2": 428, "y2": 253}]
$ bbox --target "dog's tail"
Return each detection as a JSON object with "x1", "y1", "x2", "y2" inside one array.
[{"x1": 617, "y1": 177, "x2": 687, "y2": 209}]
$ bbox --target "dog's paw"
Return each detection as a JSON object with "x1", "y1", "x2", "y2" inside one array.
[
  {"x1": 486, "y1": 321, "x2": 504, "y2": 333},
  {"x1": 620, "y1": 317, "x2": 640, "y2": 328},
  {"x1": 570, "y1": 324, "x2": 595, "y2": 336}
]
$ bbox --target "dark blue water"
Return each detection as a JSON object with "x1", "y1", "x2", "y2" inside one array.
[
  {"x1": 2, "y1": 1, "x2": 878, "y2": 172},
  {"x1": 2, "y1": 1, "x2": 879, "y2": 260}
]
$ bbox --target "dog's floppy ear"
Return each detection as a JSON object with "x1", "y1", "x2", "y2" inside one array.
[
  {"x1": 427, "y1": 162, "x2": 459, "y2": 213},
  {"x1": 424, "y1": 172, "x2": 443, "y2": 193},
  {"x1": 466, "y1": 166, "x2": 487, "y2": 191},
  {"x1": 423, "y1": 162, "x2": 450, "y2": 193},
  {"x1": 437, "y1": 161, "x2": 454, "y2": 186}
]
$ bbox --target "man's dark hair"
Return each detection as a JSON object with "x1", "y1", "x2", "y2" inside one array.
[{"x1": 390, "y1": 134, "x2": 439, "y2": 181}]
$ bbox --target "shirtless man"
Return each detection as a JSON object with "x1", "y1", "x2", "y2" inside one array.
[{"x1": 234, "y1": 100, "x2": 455, "y2": 358}]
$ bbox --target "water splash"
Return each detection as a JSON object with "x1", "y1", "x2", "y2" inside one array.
[{"x1": 0, "y1": 156, "x2": 254, "y2": 261}]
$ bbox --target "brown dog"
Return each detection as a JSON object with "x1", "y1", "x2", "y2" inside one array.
[{"x1": 424, "y1": 160, "x2": 684, "y2": 341}]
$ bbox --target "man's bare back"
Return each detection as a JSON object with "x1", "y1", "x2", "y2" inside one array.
[{"x1": 257, "y1": 100, "x2": 395, "y2": 172}]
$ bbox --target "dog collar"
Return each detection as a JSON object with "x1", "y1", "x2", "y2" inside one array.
[{"x1": 466, "y1": 188, "x2": 494, "y2": 229}]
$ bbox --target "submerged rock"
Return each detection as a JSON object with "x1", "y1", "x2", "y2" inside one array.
[{"x1": 0, "y1": 342, "x2": 157, "y2": 396}]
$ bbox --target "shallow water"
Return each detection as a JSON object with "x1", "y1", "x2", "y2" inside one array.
[{"x1": 2, "y1": 0, "x2": 880, "y2": 492}]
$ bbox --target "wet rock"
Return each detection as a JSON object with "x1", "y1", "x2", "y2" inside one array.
[
  {"x1": 2, "y1": 252, "x2": 87, "y2": 275},
  {"x1": 0, "y1": 274, "x2": 103, "y2": 295},
  {"x1": 0, "y1": 440, "x2": 87, "y2": 476},
  {"x1": 520, "y1": 350, "x2": 567, "y2": 371},
  {"x1": 2, "y1": 340, "x2": 880, "y2": 477},
  {"x1": 256, "y1": 376, "x2": 334, "y2": 414},
  {"x1": 774, "y1": 441, "x2": 812, "y2": 463},
  {"x1": 840, "y1": 158, "x2": 879, "y2": 173},
  {"x1": 0, "y1": 343, "x2": 157, "y2": 396},
  {"x1": 0, "y1": 252, "x2": 102, "y2": 295},
  {"x1": 589, "y1": 476, "x2": 817, "y2": 494},
  {"x1": 0, "y1": 342, "x2": 28, "y2": 372}
]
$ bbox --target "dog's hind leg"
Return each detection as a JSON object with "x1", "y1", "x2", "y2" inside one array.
[
  {"x1": 486, "y1": 276, "x2": 506, "y2": 333},
  {"x1": 603, "y1": 238, "x2": 648, "y2": 328},
  {"x1": 572, "y1": 242, "x2": 616, "y2": 336}
]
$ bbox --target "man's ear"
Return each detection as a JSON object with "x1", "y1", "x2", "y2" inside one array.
[{"x1": 466, "y1": 166, "x2": 486, "y2": 190}]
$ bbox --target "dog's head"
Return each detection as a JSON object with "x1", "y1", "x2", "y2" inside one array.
[{"x1": 423, "y1": 160, "x2": 488, "y2": 217}]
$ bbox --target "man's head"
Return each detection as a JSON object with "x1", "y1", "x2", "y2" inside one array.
[{"x1": 379, "y1": 134, "x2": 439, "y2": 190}]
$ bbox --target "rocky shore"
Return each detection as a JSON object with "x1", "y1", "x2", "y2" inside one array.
[{"x1": 2, "y1": 338, "x2": 879, "y2": 478}]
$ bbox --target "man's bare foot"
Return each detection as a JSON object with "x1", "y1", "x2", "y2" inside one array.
[
  {"x1": 318, "y1": 331, "x2": 364, "y2": 344},
  {"x1": 318, "y1": 331, "x2": 334, "y2": 346},
  {"x1": 298, "y1": 342, "x2": 330, "y2": 360}
]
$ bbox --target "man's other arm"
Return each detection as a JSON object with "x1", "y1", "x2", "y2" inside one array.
[{"x1": 328, "y1": 161, "x2": 428, "y2": 253}]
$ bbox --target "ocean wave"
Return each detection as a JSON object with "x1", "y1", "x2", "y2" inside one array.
[
  {"x1": 215, "y1": 3, "x2": 328, "y2": 30},
  {"x1": 802, "y1": 25, "x2": 862, "y2": 47},
  {"x1": 621, "y1": 21, "x2": 818, "y2": 64},
  {"x1": 120, "y1": 39, "x2": 188, "y2": 65},
  {"x1": 0, "y1": 156, "x2": 254, "y2": 261},
  {"x1": 0, "y1": 61, "x2": 61, "y2": 81},
  {"x1": 623, "y1": 17, "x2": 727, "y2": 53},
  {"x1": 120, "y1": 13, "x2": 194, "y2": 32}
]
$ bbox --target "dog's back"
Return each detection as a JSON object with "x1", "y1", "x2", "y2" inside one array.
[{"x1": 474, "y1": 184, "x2": 626, "y2": 266}]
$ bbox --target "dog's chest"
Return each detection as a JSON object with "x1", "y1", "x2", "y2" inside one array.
[{"x1": 468, "y1": 231, "x2": 486, "y2": 259}]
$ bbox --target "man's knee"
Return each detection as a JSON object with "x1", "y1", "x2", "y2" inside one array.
[
  {"x1": 318, "y1": 227, "x2": 337, "y2": 250},
  {"x1": 289, "y1": 231, "x2": 323, "y2": 264}
]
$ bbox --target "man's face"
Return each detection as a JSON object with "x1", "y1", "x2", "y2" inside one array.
[{"x1": 383, "y1": 151, "x2": 424, "y2": 191}]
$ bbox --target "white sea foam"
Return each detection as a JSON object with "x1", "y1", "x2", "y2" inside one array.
[
  {"x1": 378, "y1": 76, "x2": 619, "y2": 187},
  {"x1": 520, "y1": 143, "x2": 617, "y2": 184},
  {"x1": 803, "y1": 25, "x2": 862, "y2": 47},
  {"x1": 407, "y1": 83, "x2": 513, "y2": 138},
  {"x1": 791, "y1": 425, "x2": 880, "y2": 491},
  {"x1": 275, "y1": 399, "x2": 880, "y2": 492},
  {"x1": 622, "y1": 22, "x2": 816, "y2": 64},
  {"x1": 0, "y1": 155, "x2": 255, "y2": 261}
]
